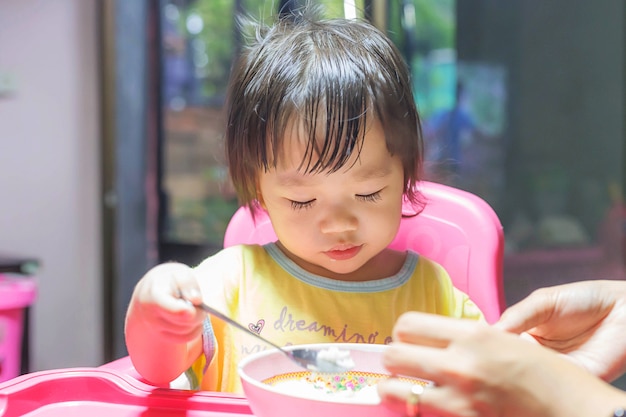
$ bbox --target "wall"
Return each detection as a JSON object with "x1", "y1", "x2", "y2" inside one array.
[
  {"x1": 0, "y1": 0, "x2": 103, "y2": 370},
  {"x1": 516, "y1": 2, "x2": 624, "y2": 195}
]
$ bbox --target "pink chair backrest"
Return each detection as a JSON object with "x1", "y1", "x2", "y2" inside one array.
[{"x1": 223, "y1": 181, "x2": 505, "y2": 323}]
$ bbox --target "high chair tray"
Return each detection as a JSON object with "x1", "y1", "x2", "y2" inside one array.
[{"x1": 0, "y1": 367, "x2": 253, "y2": 417}]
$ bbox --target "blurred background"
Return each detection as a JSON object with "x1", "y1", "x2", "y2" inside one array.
[{"x1": 0, "y1": 0, "x2": 624, "y2": 387}]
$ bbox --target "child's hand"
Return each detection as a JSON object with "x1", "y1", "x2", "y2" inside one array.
[
  {"x1": 125, "y1": 262, "x2": 207, "y2": 385},
  {"x1": 128, "y1": 262, "x2": 206, "y2": 344}
]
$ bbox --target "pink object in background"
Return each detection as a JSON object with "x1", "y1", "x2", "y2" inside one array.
[
  {"x1": 0, "y1": 274, "x2": 37, "y2": 383},
  {"x1": 224, "y1": 181, "x2": 506, "y2": 323}
]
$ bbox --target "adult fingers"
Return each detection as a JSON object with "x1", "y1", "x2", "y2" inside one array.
[
  {"x1": 496, "y1": 281, "x2": 619, "y2": 334},
  {"x1": 378, "y1": 377, "x2": 468, "y2": 417},
  {"x1": 377, "y1": 378, "x2": 425, "y2": 415},
  {"x1": 381, "y1": 342, "x2": 454, "y2": 387},
  {"x1": 393, "y1": 312, "x2": 481, "y2": 347},
  {"x1": 495, "y1": 287, "x2": 558, "y2": 333}
]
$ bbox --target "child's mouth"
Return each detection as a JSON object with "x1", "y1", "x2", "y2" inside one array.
[{"x1": 324, "y1": 245, "x2": 362, "y2": 261}]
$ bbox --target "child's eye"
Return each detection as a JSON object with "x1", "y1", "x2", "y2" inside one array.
[
  {"x1": 290, "y1": 199, "x2": 315, "y2": 210},
  {"x1": 356, "y1": 191, "x2": 382, "y2": 202}
]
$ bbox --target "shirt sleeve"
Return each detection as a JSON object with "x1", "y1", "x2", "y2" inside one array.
[{"x1": 453, "y1": 287, "x2": 486, "y2": 322}]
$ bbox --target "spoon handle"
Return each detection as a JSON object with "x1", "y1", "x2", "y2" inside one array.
[{"x1": 189, "y1": 300, "x2": 285, "y2": 352}]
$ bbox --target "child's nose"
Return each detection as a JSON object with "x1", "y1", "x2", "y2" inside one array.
[{"x1": 319, "y1": 207, "x2": 358, "y2": 234}]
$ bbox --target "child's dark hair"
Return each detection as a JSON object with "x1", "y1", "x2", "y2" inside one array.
[{"x1": 225, "y1": 10, "x2": 424, "y2": 214}]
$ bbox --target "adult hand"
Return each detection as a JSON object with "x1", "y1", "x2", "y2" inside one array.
[
  {"x1": 377, "y1": 312, "x2": 622, "y2": 417},
  {"x1": 496, "y1": 279, "x2": 626, "y2": 382}
]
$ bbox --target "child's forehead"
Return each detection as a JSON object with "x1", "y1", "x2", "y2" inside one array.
[
  {"x1": 270, "y1": 116, "x2": 386, "y2": 172},
  {"x1": 271, "y1": 161, "x2": 393, "y2": 185},
  {"x1": 279, "y1": 112, "x2": 375, "y2": 146}
]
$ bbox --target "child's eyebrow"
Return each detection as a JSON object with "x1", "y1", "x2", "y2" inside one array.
[
  {"x1": 275, "y1": 166, "x2": 392, "y2": 187},
  {"x1": 351, "y1": 166, "x2": 392, "y2": 181},
  {"x1": 275, "y1": 173, "x2": 309, "y2": 187}
]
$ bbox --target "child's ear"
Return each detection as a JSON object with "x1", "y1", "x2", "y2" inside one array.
[
  {"x1": 256, "y1": 182, "x2": 267, "y2": 210},
  {"x1": 256, "y1": 193, "x2": 267, "y2": 210}
]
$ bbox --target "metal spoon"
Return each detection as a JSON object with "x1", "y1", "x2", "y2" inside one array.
[{"x1": 186, "y1": 300, "x2": 354, "y2": 373}]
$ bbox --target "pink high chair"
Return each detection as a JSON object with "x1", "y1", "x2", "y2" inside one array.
[
  {"x1": 223, "y1": 180, "x2": 506, "y2": 323},
  {"x1": 101, "y1": 181, "x2": 505, "y2": 382}
]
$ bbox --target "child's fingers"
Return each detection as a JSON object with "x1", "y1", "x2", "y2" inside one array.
[
  {"x1": 144, "y1": 263, "x2": 201, "y2": 311},
  {"x1": 156, "y1": 315, "x2": 204, "y2": 341},
  {"x1": 175, "y1": 278, "x2": 203, "y2": 306}
]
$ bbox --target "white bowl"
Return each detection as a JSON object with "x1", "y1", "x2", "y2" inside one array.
[{"x1": 238, "y1": 343, "x2": 431, "y2": 417}]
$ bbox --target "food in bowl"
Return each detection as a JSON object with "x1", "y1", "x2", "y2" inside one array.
[
  {"x1": 263, "y1": 370, "x2": 424, "y2": 404},
  {"x1": 238, "y1": 343, "x2": 432, "y2": 417},
  {"x1": 315, "y1": 345, "x2": 355, "y2": 371}
]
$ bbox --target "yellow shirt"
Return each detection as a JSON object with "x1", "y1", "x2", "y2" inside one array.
[{"x1": 191, "y1": 243, "x2": 483, "y2": 393}]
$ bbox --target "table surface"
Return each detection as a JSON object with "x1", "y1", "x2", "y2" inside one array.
[{"x1": 0, "y1": 367, "x2": 254, "y2": 417}]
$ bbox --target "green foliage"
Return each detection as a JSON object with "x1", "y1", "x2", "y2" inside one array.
[
  {"x1": 388, "y1": 0, "x2": 454, "y2": 54},
  {"x1": 180, "y1": 0, "x2": 276, "y2": 99},
  {"x1": 414, "y1": 0, "x2": 455, "y2": 50},
  {"x1": 316, "y1": 0, "x2": 366, "y2": 18}
]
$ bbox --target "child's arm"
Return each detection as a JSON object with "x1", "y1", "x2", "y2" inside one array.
[{"x1": 124, "y1": 262, "x2": 206, "y2": 386}]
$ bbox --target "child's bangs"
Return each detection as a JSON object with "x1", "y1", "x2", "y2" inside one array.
[
  {"x1": 289, "y1": 97, "x2": 369, "y2": 175},
  {"x1": 270, "y1": 55, "x2": 375, "y2": 175}
]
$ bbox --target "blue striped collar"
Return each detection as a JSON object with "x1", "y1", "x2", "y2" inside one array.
[{"x1": 263, "y1": 242, "x2": 418, "y2": 293}]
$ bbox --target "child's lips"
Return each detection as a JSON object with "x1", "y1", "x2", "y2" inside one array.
[{"x1": 324, "y1": 245, "x2": 362, "y2": 261}]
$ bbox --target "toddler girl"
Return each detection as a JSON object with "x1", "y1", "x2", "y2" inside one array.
[{"x1": 125, "y1": 9, "x2": 483, "y2": 394}]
